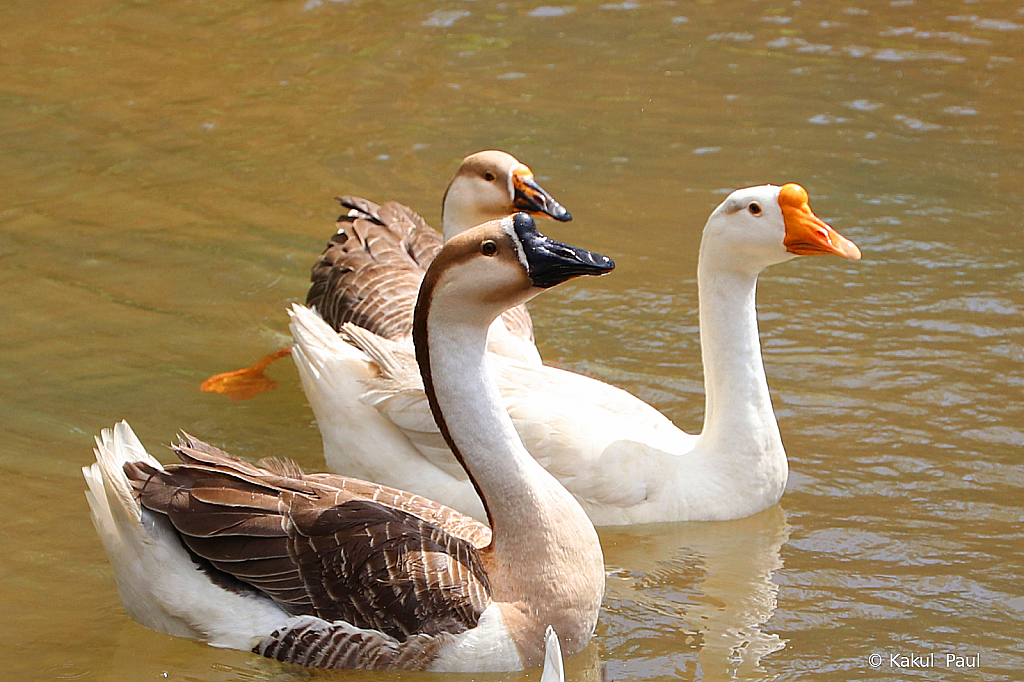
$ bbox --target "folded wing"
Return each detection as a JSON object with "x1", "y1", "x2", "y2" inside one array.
[{"x1": 125, "y1": 434, "x2": 492, "y2": 643}]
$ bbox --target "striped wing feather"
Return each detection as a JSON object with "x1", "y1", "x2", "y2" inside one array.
[
  {"x1": 255, "y1": 616, "x2": 454, "y2": 669},
  {"x1": 306, "y1": 197, "x2": 441, "y2": 339},
  {"x1": 302, "y1": 472, "x2": 491, "y2": 549},
  {"x1": 306, "y1": 195, "x2": 533, "y2": 342},
  {"x1": 125, "y1": 434, "x2": 492, "y2": 644}
]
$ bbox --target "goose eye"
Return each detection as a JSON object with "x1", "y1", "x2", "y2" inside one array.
[
  {"x1": 749, "y1": 202, "x2": 762, "y2": 216},
  {"x1": 481, "y1": 240, "x2": 498, "y2": 256},
  {"x1": 483, "y1": 171, "x2": 497, "y2": 182}
]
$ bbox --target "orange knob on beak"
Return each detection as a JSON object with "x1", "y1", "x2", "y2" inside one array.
[{"x1": 779, "y1": 184, "x2": 861, "y2": 260}]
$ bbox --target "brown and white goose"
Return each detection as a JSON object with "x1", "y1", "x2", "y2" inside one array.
[
  {"x1": 201, "y1": 151, "x2": 570, "y2": 399},
  {"x1": 83, "y1": 214, "x2": 612, "y2": 671},
  {"x1": 307, "y1": 150, "x2": 571, "y2": 365}
]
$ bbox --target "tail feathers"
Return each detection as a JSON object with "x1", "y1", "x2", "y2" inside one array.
[
  {"x1": 289, "y1": 304, "x2": 372, "y2": 371},
  {"x1": 82, "y1": 421, "x2": 207, "y2": 640},
  {"x1": 84, "y1": 420, "x2": 162, "y2": 530},
  {"x1": 288, "y1": 303, "x2": 383, "y2": 408},
  {"x1": 540, "y1": 626, "x2": 565, "y2": 682},
  {"x1": 339, "y1": 323, "x2": 419, "y2": 384},
  {"x1": 83, "y1": 422, "x2": 291, "y2": 648}
]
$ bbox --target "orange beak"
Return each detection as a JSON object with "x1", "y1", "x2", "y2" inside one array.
[
  {"x1": 779, "y1": 184, "x2": 861, "y2": 260},
  {"x1": 512, "y1": 166, "x2": 572, "y2": 222}
]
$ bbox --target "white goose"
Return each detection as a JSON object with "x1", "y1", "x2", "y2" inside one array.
[
  {"x1": 291, "y1": 184, "x2": 861, "y2": 525},
  {"x1": 83, "y1": 215, "x2": 611, "y2": 671},
  {"x1": 201, "y1": 151, "x2": 570, "y2": 399}
]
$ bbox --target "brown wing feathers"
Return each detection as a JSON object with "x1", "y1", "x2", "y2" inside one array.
[
  {"x1": 124, "y1": 435, "x2": 492, "y2": 645},
  {"x1": 305, "y1": 197, "x2": 442, "y2": 338},
  {"x1": 288, "y1": 497, "x2": 489, "y2": 637},
  {"x1": 306, "y1": 195, "x2": 534, "y2": 344},
  {"x1": 335, "y1": 196, "x2": 443, "y2": 268},
  {"x1": 255, "y1": 616, "x2": 454, "y2": 669}
]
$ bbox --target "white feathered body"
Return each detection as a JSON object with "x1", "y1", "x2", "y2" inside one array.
[{"x1": 290, "y1": 304, "x2": 788, "y2": 526}]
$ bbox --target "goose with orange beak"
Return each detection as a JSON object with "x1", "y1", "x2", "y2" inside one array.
[{"x1": 292, "y1": 183, "x2": 861, "y2": 525}]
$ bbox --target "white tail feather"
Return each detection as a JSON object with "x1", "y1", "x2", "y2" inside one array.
[
  {"x1": 288, "y1": 304, "x2": 477, "y2": 509},
  {"x1": 339, "y1": 322, "x2": 420, "y2": 385},
  {"x1": 540, "y1": 626, "x2": 565, "y2": 682},
  {"x1": 83, "y1": 421, "x2": 289, "y2": 649}
]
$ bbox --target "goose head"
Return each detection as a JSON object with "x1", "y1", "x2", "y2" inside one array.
[
  {"x1": 441, "y1": 151, "x2": 572, "y2": 241},
  {"x1": 700, "y1": 183, "x2": 861, "y2": 274},
  {"x1": 417, "y1": 213, "x2": 614, "y2": 331}
]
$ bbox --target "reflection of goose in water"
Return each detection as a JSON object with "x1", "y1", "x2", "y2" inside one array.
[{"x1": 599, "y1": 506, "x2": 790, "y2": 678}]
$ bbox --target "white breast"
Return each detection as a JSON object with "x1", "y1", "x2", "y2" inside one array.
[{"x1": 427, "y1": 603, "x2": 523, "y2": 672}]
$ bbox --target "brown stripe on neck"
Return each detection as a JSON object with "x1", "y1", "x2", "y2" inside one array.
[{"x1": 412, "y1": 245, "x2": 495, "y2": 532}]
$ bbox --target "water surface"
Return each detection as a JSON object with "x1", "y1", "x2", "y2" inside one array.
[{"x1": 2, "y1": 1, "x2": 1022, "y2": 680}]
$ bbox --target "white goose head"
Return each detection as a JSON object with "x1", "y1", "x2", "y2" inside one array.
[
  {"x1": 441, "y1": 151, "x2": 572, "y2": 241},
  {"x1": 701, "y1": 183, "x2": 861, "y2": 274},
  {"x1": 417, "y1": 213, "x2": 614, "y2": 331}
]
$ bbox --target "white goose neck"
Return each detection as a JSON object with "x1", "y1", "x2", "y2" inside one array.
[{"x1": 696, "y1": 256, "x2": 785, "y2": 463}]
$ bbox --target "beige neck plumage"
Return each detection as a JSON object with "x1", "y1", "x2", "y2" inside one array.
[{"x1": 413, "y1": 277, "x2": 604, "y2": 666}]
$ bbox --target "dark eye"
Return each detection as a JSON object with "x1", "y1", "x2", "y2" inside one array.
[
  {"x1": 481, "y1": 240, "x2": 498, "y2": 256},
  {"x1": 483, "y1": 171, "x2": 497, "y2": 182},
  {"x1": 749, "y1": 202, "x2": 762, "y2": 215}
]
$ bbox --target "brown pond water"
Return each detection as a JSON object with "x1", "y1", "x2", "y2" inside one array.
[{"x1": 2, "y1": 0, "x2": 1022, "y2": 680}]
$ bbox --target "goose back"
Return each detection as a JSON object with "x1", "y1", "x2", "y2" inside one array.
[{"x1": 306, "y1": 196, "x2": 534, "y2": 344}]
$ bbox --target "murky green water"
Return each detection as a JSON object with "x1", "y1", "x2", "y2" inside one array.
[{"x1": 2, "y1": 0, "x2": 1022, "y2": 680}]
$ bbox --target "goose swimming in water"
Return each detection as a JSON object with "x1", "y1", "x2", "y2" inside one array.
[
  {"x1": 83, "y1": 214, "x2": 612, "y2": 671},
  {"x1": 290, "y1": 184, "x2": 861, "y2": 525},
  {"x1": 307, "y1": 150, "x2": 571, "y2": 366},
  {"x1": 201, "y1": 151, "x2": 570, "y2": 399}
]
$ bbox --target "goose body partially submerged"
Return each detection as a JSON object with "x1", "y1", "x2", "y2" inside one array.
[
  {"x1": 292, "y1": 184, "x2": 861, "y2": 525},
  {"x1": 84, "y1": 215, "x2": 612, "y2": 671}
]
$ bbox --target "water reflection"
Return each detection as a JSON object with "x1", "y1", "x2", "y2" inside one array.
[{"x1": 601, "y1": 506, "x2": 790, "y2": 680}]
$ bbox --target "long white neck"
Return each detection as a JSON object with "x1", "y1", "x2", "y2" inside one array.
[
  {"x1": 417, "y1": 294, "x2": 603, "y2": 656},
  {"x1": 423, "y1": 310, "x2": 587, "y2": 542},
  {"x1": 695, "y1": 251, "x2": 787, "y2": 485}
]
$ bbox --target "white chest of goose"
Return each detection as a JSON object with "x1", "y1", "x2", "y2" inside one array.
[
  {"x1": 291, "y1": 184, "x2": 861, "y2": 525},
  {"x1": 83, "y1": 215, "x2": 612, "y2": 671}
]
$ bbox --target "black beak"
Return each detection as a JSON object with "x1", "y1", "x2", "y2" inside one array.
[
  {"x1": 511, "y1": 213, "x2": 614, "y2": 288},
  {"x1": 513, "y1": 176, "x2": 573, "y2": 222}
]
